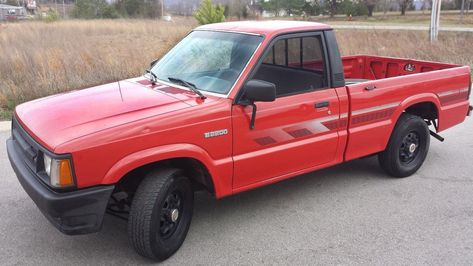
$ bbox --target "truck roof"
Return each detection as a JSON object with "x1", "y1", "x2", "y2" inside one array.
[{"x1": 196, "y1": 20, "x2": 332, "y2": 36}]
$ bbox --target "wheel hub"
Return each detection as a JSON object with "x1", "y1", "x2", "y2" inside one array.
[
  {"x1": 170, "y1": 209, "x2": 179, "y2": 222},
  {"x1": 399, "y1": 131, "x2": 420, "y2": 164},
  {"x1": 408, "y1": 143, "x2": 417, "y2": 153},
  {"x1": 159, "y1": 191, "x2": 182, "y2": 239}
]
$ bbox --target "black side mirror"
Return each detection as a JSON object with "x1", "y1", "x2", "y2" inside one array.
[
  {"x1": 150, "y1": 59, "x2": 159, "y2": 68},
  {"x1": 240, "y1": 79, "x2": 276, "y2": 130},
  {"x1": 244, "y1": 79, "x2": 276, "y2": 102}
]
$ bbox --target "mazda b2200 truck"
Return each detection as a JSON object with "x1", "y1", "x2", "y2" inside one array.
[{"x1": 7, "y1": 21, "x2": 472, "y2": 261}]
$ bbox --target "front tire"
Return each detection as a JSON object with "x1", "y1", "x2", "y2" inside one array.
[
  {"x1": 128, "y1": 168, "x2": 193, "y2": 261},
  {"x1": 378, "y1": 113, "x2": 430, "y2": 177}
]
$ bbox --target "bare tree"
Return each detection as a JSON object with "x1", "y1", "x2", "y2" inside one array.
[
  {"x1": 261, "y1": 0, "x2": 283, "y2": 17},
  {"x1": 399, "y1": 0, "x2": 411, "y2": 15},
  {"x1": 329, "y1": 0, "x2": 337, "y2": 17},
  {"x1": 230, "y1": 0, "x2": 249, "y2": 19},
  {"x1": 419, "y1": 0, "x2": 429, "y2": 13},
  {"x1": 364, "y1": 0, "x2": 379, "y2": 16},
  {"x1": 383, "y1": 0, "x2": 388, "y2": 15},
  {"x1": 461, "y1": 0, "x2": 465, "y2": 21}
]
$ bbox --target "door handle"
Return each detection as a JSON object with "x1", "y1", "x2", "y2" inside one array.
[
  {"x1": 365, "y1": 85, "x2": 377, "y2": 91},
  {"x1": 315, "y1": 101, "x2": 330, "y2": 108}
]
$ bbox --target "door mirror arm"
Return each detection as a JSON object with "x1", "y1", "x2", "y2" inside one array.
[
  {"x1": 236, "y1": 98, "x2": 258, "y2": 130},
  {"x1": 238, "y1": 79, "x2": 276, "y2": 130},
  {"x1": 243, "y1": 101, "x2": 257, "y2": 130},
  {"x1": 249, "y1": 102, "x2": 257, "y2": 130}
]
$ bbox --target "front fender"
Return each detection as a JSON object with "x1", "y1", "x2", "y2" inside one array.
[{"x1": 101, "y1": 143, "x2": 233, "y2": 198}]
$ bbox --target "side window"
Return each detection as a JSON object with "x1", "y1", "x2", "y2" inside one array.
[
  {"x1": 256, "y1": 35, "x2": 326, "y2": 97},
  {"x1": 302, "y1": 36, "x2": 324, "y2": 71},
  {"x1": 287, "y1": 38, "x2": 301, "y2": 68},
  {"x1": 263, "y1": 47, "x2": 274, "y2": 64},
  {"x1": 273, "y1": 40, "x2": 286, "y2": 66}
]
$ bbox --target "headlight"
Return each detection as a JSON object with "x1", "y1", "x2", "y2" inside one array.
[
  {"x1": 43, "y1": 154, "x2": 52, "y2": 176},
  {"x1": 43, "y1": 154, "x2": 75, "y2": 188}
]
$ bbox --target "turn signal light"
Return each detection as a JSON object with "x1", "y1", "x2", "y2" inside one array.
[{"x1": 57, "y1": 159, "x2": 74, "y2": 187}]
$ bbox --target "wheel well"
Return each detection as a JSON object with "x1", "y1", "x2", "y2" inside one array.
[
  {"x1": 405, "y1": 102, "x2": 438, "y2": 122},
  {"x1": 116, "y1": 158, "x2": 215, "y2": 198}
]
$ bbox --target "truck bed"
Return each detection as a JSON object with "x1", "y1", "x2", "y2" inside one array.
[
  {"x1": 342, "y1": 55, "x2": 460, "y2": 81},
  {"x1": 340, "y1": 55, "x2": 471, "y2": 161}
]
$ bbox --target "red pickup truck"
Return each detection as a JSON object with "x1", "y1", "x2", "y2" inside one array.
[{"x1": 7, "y1": 21, "x2": 472, "y2": 260}]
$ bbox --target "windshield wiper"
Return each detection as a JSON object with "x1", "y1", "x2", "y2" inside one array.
[
  {"x1": 168, "y1": 77, "x2": 206, "y2": 99},
  {"x1": 145, "y1": 69, "x2": 158, "y2": 85}
]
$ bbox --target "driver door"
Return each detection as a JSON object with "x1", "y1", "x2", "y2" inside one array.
[{"x1": 232, "y1": 33, "x2": 341, "y2": 189}]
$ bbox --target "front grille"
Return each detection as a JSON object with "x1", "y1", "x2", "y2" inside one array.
[{"x1": 11, "y1": 117, "x2": 47, "y2": 183}]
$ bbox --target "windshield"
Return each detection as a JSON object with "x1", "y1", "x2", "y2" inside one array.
[{"x1": 151, "y1": 30, "x2": 262, "y2": 95}]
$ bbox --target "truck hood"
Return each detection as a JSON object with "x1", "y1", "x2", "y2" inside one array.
[{"x1": 15, "y1": 78, "x2": 206, "y2": 151}]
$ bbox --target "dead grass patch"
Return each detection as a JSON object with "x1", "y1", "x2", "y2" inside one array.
[{"x1": 0, "y1": 19, "x2": 471, "y2": 118}]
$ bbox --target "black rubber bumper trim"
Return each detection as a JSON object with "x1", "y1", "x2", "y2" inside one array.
[
  {"x1": 7, "y1": 138, "x2": 115, "y2": 235},
  {"x1": 468, "y1": 105, "x2": 472, "y2": 116}
]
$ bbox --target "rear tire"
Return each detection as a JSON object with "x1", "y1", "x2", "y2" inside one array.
[
  {"x1": 378, "y1": 113, "x2": 430, "y2": 177},
  {"x1": 128, "y1": 168, "x2": 193, "y2": 261}
]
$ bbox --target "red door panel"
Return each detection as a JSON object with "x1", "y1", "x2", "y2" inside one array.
[{"x1": 232, "y1": 89, "x2": 340, "y2": 189}]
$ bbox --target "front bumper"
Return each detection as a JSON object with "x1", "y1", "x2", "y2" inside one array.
[{"x1": 7, "y1": 138, "x2": 114, "y2": 235}]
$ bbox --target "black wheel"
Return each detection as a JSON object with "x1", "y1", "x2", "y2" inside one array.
[
  {"x1": 128, "y1": 168, "x2": 193, "y2": 261},
  {"x1": 378, "y1": 113, "x2": 430, "y2": 177}
]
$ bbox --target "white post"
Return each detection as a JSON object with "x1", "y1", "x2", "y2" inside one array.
[
  {"x1": 62, "y1": 0, "x2": 65, "y2": 18},
  {"x1": 430, "y1": 0, "x2": 442, "y2": 42},
  {"x1": 436, "y1": 0, "x2": 442, "y2": 39},
  {"x1": 430, "y1": 0, "x2": 436, "y2": 42},
  {"x1": 161, "y1": 0, "x2": 164, "y2": 18},
  {"x1": 461, "y1": 0, "x2": 465, "y2": 22}
]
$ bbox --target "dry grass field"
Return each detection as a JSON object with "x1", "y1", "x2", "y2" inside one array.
[
  {"x1": 337, "y1": 30, "x2": 473, "y2": 66},
  {"x1": 0, "y1": 19, "x2": 194, "y2": 118},
  {"x1": 0, "y1": 18, "x2": 472, "y2": 119},
  {"x1": 313, "y1": 11, "x2": 473, "y2": 25}
]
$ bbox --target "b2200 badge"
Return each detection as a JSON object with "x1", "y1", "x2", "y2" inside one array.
[{"x1": 204, "y1": 129, "x2": 228, "y2": 138}]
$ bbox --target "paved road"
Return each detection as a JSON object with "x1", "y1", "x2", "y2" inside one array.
[
  {"x1": 1, "y1": 118, "x2": 473, "y2": 265},
  {"x1": 332, "y1": 24, "x2": 473, "y2": 32}
]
